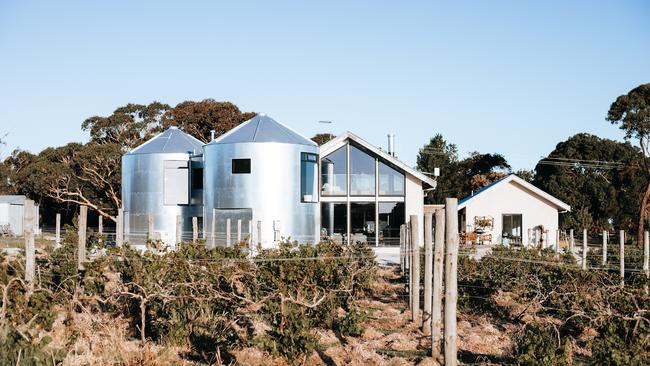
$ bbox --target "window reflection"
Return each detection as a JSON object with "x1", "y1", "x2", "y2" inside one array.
[
  {"x1": 321, "y1": 203, "x2": 347, "y2": 244},
  {"x1": 378, "y1": 202, "x2": 405, "y2": 246},
  {"x1": 301, "y1": 152, "x2": 318, "y2": 202},
  {"x1": 321, "y1": 146, "x2": 347, "y2": 196},
  {"x1": 379, "y1": 161, "x2": 404, "y2": 196},
  {"x1": 350, "y1": 202, "x2": 375, "y2": 244},
  {"x1": 350, "y1": 145, "x2": 375, "y2": 196}
]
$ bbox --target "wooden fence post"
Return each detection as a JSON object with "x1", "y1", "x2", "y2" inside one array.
[
  {"x1": 211, "y1": 209, "x2": 216, "y2": 249},
  {"x1": 77, "y1": 205, "x2": 87, "y2": 271},
  {"x1": 423, "y1": 212, "x2": 433, "y2": 334},
  {"x1": 569, "y1": 229, "x2": 574, "y2": 252},
  {"x1": 147, "y1": 212, "x2": 154, "y2": 241},
  {"x1": 527, "y1": 228, "x2": 532, "y2": 247},
  {"x1": 555, "y1": 230, "x2": 560, "y2": 254},
  {"x1": 410, "y1": 215, "x2": 420, "y2": 324},
  {"x1": 643, "y1": 231, "x2": 650, "y2": 278},
  {"x1": 98, "y1": 215, "x2": 103, "y2": 245},
  {"x1": 407, "y1": 221, "x2": 412, "y2": 298},
  {"x1": 431, "y1": 207, "x2": 445, "y2": 361},
  {"x1": 400, "y1": 224, "x2": 405, "y2": 273},
  {"x1": 602, "y1": 230, "x2": 608, "y2": 266},
  {"x1": 582, "y1": 229, "x2": 588, "y2": 270},
  {"x1": 192, "y1": 217, "x2": 198, "y2": 244},
  {"x1": 248, "y1": 220, "x2": 253, "y2": 256},
  {"x1": 444, "y1": 198, "x2": 459, "y2": 366},
  {"x1": 257, "y1": 220, "x2": 262, "y2": 250},
  {"x1": 24, "y1": 200, "x2": 35, "y2": 283},
  {"x1": 124, "y1": 211, "x2": 130, "y2": 243},
  {"x1": 226, "y1": 218, "x2": 231, "y2": 247},
  {"x1": 176, "y1": 215, "x2": 182, "y2": 249},
  {"x1": 237, "y1": 219, "x2": 242, "y2": 243},
  {"x1": 116, "y1": 208, "x2": 124, "y2": 247},
  {"x1": 55, "y1": 213, "x2": 61, "y2": 249},
  {"x1": 619, "y1": 230, "x2": 625, "y2": 287}
]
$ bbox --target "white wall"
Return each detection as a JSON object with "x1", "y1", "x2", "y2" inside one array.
[
  {"x1": 405, "y1": 172, "x2": 424, "y2": 246},
  {"x1": 462, "y1": 180, "x2": 560, "y2": 248}
]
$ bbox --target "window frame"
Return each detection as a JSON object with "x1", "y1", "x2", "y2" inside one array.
[
  {"x1": 300, "y1": 152, "x2": 319, "y2": 203},
  {"x1": 231, "y1": 158, "x2": 251, "y2": 174}
]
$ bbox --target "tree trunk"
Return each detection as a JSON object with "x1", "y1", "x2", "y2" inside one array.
[{"x1": 639, "y1": 178, "x2": 650, "y2": 246}]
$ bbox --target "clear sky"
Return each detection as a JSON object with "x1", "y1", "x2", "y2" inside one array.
[{"x1": 0, "y1": 1, "x2": 648, "y2": 170}]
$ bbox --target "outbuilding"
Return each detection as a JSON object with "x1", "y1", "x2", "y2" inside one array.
[
  {"x1": 457, "y1": 174, "x2": 571, "y2": 247},
  {"x1": 0, "y1": 195, "x2": 39, "y2": 236}
]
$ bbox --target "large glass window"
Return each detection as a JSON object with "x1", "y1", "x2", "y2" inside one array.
[
  {"x1": 378, "y1": 202, "x2": 405, "y2": 246},
  {"x1": 301, "y1": 152, "x2": 318, "y2": 202},
  {"x1": 321, "y1": 146, "x2": 347, "y2": 196},
  {"x1": 350, "y1": 202, "x2": 376, "y2": 244},
  {"x1": 502, "y1": 214, "x2": 522, "y2": 245},
  {"x1": 321, "y1": 203, "x2": 347, "y2": 244},
  {"x1": 350, "y1": 145, "x2": 375, "y2": 196},
  {"x1": 163, "y1": 160, "x2": 189, "y2": 205},
  {"x1": 379, "y1": 161, "x2": 404, "y2": 196}
]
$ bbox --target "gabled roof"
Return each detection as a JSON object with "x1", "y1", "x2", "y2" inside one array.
[
  {"x1": 210, "y1": 114, "x2": 317, "y2": 147},
  {"x1": 0, "y1": 195, "x2": 27, "y2": 205},
  {"x1": 127, "y1": 127, "x2": 204, "y2": 155},
  {"x1": 320, "y1": 131, "x2": 437, "y2": 188},
  {"x1": 458, "y1": 174, "x2": 571, "y2": 211}
]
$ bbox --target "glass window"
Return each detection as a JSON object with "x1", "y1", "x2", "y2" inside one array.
[
  {"x1": 163, "y1": 160, "x2": 189, "y2": 205},
  {"x1": 379, "y1": 161, "x2": 405, "y2": 196},
  {"x1": 350, "y1": 145, "x2": 376, "y2": 196},
  {"x1": 351, "y1": 202, "x2": 376, "y2": 244},
  {"x1": 502, "y1": 214, "x2": 522, "y2": 245},
  {"x1": 321, "y1": 146, "x2": 347, "y2": 196},
  {"x1": 301, "y1": 152, "x2": 318, "y2": 202},
  {"x1": 321, "y1": 203, "x2": 347, "y2": 244},
  {"x1": 232, "y1": 159, "x2": 251, "y2": 174},
  {"x1": 378, "y1": 202, "x2": 405, "y2": 246}
]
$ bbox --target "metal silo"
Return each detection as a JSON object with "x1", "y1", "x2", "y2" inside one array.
[
  {"x1": 122, "y1": 127, "x2": 204, "y2": 249},
  {"x1": 203, "y1": 114, "x2": 320, "y2": 248}
]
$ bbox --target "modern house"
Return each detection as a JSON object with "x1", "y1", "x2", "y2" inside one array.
[
  {"x1": 457, "y1": 174, "x2": 570, "y2": 247},
  {"x1": 0, "y1": 195, "x2": 39, "y2": 236},
  {"x1": 121, "y1": 114, "x2": 436, "y2": 249}
]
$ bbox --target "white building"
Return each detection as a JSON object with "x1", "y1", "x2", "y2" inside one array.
[
  {"x1": 0, "y1": 195, "x2": 39, "y2": 236},
  {"x1": 457, "y1": 174, "x2": 570, "y2": 247},
  {"x1": 320, "y1": 132, "x2": 437, "y2": 247}
]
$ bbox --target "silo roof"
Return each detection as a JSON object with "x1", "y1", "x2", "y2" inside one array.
[
  {"x1": 127, "y1": 127, "x2": 204, "y2": 155},
  {"x1": 210, "y1": 114, "x2": 317, "y2": 146}
]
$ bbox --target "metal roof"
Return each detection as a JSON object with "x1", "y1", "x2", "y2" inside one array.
[
  {"x1": 0, "y1": 195, "x2": 27, "y2": 204},
  {"x1": 210, "y1": 114, "x2": 317, "y2": 146},
  {"x1": 127, "y1": 127, "x2": 204, "y2": 155}
]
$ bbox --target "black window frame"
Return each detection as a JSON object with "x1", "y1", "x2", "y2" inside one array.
[
  {"x1": 232, "y1": 158, "x2": 251, "y2": 174},
  {"x1": 300, "y1": 152, "x2": 319, "y2": 203}
]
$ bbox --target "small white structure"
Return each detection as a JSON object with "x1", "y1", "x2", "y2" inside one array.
[
  {"x1": 457, "y1": 174, "x2": 570, "y2": 248},
  {"x1": 0, "y1": 195, "x2": 39, "y2": 236}
]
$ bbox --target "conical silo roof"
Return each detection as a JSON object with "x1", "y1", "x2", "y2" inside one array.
[
  {"x1": 210, "y1": 114, "x2": 316, "y2": 146},
  {"x1": 127, "y1": 127, "x2": 204, "y2": 155}
]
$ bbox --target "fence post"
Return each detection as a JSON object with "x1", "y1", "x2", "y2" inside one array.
[
  {"x1": 147, "y1": 212, "x2": 154, "y2": 241},
  {"x1": 444, "y1": 198, "x2": 458, "y2": 366},
  {"x1": 423, "y1": 212, "x2": 433, "y2": 334},
  {"x1": 410, "y1": 215, "x2": 420, "y2": 324},
  {"x1": 24, "y1": 199, "x2": 35, "y2": 283},
  {"x1": 582, "y1": 229, "x2": 588, "y2": 270},
  {"x1": 643, "y1": 231, "x2": 650, "y2": 278},
  {"x1": 98, "y1": 215, "x2": 103, "y2": 245},
  {"x1": 555, "y1": 230, "x2": 560, "y2": 254},
  {"x1": 407, "y1": 221, "x2": 412, "y2": 298},
  {"x1": 619, "y1": 230, "x2": 625, "y2": 287},
  {"x1": 192, "y1": 217, "x2": 198, "y2": 244},
  {"x1": 237, "y1": 219, "x2": 242, "y2": 244},
  {"x1": 569, "y1": 229, "x2": 574, "y2": 252},
  {"x1": 431, "y1": 207, "x2": 445, "y2": 361},
  {"x1": 400, "y1": 224, "x2": 405, "y2": 273},
  {"x1": 257, "y1": 220, "x2": 262, "y2": 250},
  {"x1": 175, "y1": 215, "x2": 182, "y2": 249},
  {"x1": 55, "y1": 213, "x2": 61, "y2": 249},
  {"x1": 211, "y1": 209, "x2": 216, "y2": 248},
  {"x1": 602, "y1": 230, "x2": 608, "y2": 266},
  {"x1": 116, "y1": 208, "x2": 124, "y2": 247},
  {"x1": 226, "y1": 218, "x2": 231, "y2": 247},
  {"x1": 124, "y1": 211, "x2": 130, "y2": 243},
  {"x1": 527, "y1": 228, "x2": 532, "y2": 247},
  {"x1": 248, "y1": 220, "x2": 253, "y2": 256},
  {"x1": 77, "y1": 205, "x2": 87, "y2": 271}
]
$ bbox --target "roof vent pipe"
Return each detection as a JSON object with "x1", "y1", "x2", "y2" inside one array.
[
  {"x1": 210, "y1": 130, "x2": 216, "y2": 141},
  {"x1": 387, "y1": 133, "x2": 395, "y2": 156}
]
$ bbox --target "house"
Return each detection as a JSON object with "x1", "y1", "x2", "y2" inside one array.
[
  {"x1": 0, "y1": 195, "x2": 39, "y2": 236},
  {"x1": 319, "y1": 132, "x2": 437, "y2": 247},
  {"x1": 457, "y1": 174, "x2": 570, "y2": 247}
]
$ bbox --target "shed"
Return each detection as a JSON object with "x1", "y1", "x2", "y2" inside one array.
[
  {"x1": 457, "y1": 174, "x2": 570, "y2": 248},
  {"x1": 0, "y1": 195, "x2": 39, "y2": 236}
]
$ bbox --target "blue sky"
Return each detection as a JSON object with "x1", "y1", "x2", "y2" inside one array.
[{"x1": 0, "y1": 1, "x2": 648, "y2": 170}]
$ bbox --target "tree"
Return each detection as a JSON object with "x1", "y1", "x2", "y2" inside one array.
[
  {"x1": 82, "y1": 102, "x2": 170, "y2": 150},
  {"x1": 311, "y1": 133, "x2": 336, "y2": 146},
  {"x1": 607, "y1": 83, "x2": 650, "y2": 243},
  {"x1": 161, "y1": 99, "x2": 256, "y2": 142},
  {"x1": 533, "y1": 133, "x2": 643, "y2": 232},
  {"x1": 416, "y1": 135, "x2": 511, "y2": 202}
]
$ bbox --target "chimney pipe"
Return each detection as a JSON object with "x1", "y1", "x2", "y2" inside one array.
[
  {"x1": 210, "y1": 129, "x2": 216, "y2": 141},
  {"x1": 387, "y1": 133, "x2": 395, "y2": 156}
]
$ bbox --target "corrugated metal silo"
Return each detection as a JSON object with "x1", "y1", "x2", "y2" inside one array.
[
  {"x1": 203, "y1": 114, "x2": 320, "y2": 247},
  {"x1": 122, "y1": 127, "x2": 204, "y2": 249}
]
